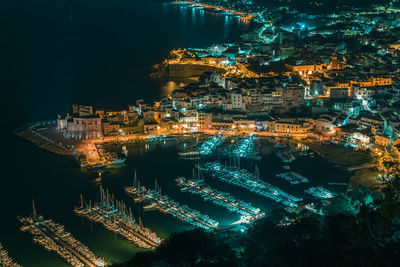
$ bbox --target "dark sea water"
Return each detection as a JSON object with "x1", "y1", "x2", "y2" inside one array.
[{"x1": 1, "y1": 1, "x2": 349, "y2": 266}]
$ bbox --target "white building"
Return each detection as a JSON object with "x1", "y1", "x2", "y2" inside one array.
[{"x1": 231, "y1": 93, "x2": 243, "y2": 109}]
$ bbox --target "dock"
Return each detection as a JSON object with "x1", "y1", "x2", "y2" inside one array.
[
  {"x1": 199, "y1": 162, "x2": 302, "y2": 208},
  {"x1": 125, "y1": 180, "x2": 219, "y2": 229},
  {"x1": 19, "y1": 201, "x2": 106, "y2": 267},
  {"x1": 74, "y1": 187, "x2": 162, "y2": 249},
  {"x1": 0, "y1": 242, "x2": 22, "y2": 267},
  {"x1": 276, "y1": 172, "x2": 309, "y2": 184},
  {"x1": 175, "y1": 176, "x2": 264, "y2": 221},
  {"x1": 198, "y1": 134, "x2": 223, "y2": 156}
]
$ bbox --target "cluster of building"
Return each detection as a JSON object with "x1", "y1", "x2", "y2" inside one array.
[{"x1": 56, "y1": 1, "x2": 400, "y2": 149}]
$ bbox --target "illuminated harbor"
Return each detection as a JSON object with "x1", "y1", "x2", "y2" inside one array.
[
  {"x1": 276, "y1": 172, "x2": 309, "y2": 184},
  {"x1": 175, "y1": 175, "x2": 264, "y2": 220},
  {"x1": 305, "y1": 186, "x2": 336, "y2": 199},
  {"x1": 74, "y1": 187, "x2": 162, "y2": 249},
  {"x1": 8, "y1": 0, "x2": 400, "y2": 264},
  {"x1": 19, "y1": 202, "x2": 106, "y2": 267},
  {"x1": 199, "y1": 162, "x2": 302, "y2": 208},
  {"x1": 0, "y1": 242, "x2": 21, "y2": 267},
  {"x1": 125, "y1": 180, "x2": 219, "y2": 229}
]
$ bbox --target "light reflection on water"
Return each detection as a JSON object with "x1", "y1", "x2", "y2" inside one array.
[{"x1": 161, "y1": 79, "x2": 195, "y2": 97}]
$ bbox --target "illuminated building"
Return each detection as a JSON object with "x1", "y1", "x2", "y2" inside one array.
[
  {"x1": 198, "y1": 112, "x2": 212, "y2": 129},
  {"x1": 72, "y1": 104, "x2": 93, "y2": 117},
  {"x1": 66, "y1": 116, "x2": 103, "y2": 139}
]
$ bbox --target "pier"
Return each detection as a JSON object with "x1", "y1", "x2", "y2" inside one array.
[
  {"x1": 19, "y1": 201, "x2": 106, "y2": 267},
  {"x1": 125, "y1": 179, "x2": 219, "y2": 229},
  {"x1": 175, "y1": 176, "x2": 263, "y2": 221},
  {"x1": 199, "y1": 162, "x2": 302, "y2": 208},
  {"x1": 0, "y1": 242, "x2": 21, "y2": 267},
  {"x1": 74, "y1": 187, "x2": 162, "y2": 249}
]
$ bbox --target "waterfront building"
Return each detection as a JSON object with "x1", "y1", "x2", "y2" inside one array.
[
  {"x1": 315, "y1": 116, "x2": 336, "y2": 134},
  {"x1": 102, "y1": 121, "x2": 121, "y2": 136},
  {"x1": 66, "y1": 116, "x2": 103, "y2": 139},
  {"x1": 198, "y1": 112, "x2": 212, "y2": 129},
  {"x1": 268, "y1": 119, "x2": 314, "y2": 134}
]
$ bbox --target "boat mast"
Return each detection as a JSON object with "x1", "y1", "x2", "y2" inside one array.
[
  {"x1": 32, "y1": 199, "x2": 37, "y2": 221},
  {"x1": 133, "y1": 170, "x2": 137, "y2": 188}
]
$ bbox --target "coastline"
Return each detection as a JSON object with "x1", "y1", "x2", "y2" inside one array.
[{"x1": 15, "y1": 122, "x2": 380, "y2": 191}]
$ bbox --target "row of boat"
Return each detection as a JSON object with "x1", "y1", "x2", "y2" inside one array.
[
  {"x1": 125, "y1": 182, "x2": 219, "y2": 229},
  {"x1": 232, "y1": 135, "x2": 259, "y2": 159},
  {"x1": 198, "y1": 134, "x2": 223, "y2": 156},
  {"x1": 175, "y1": 176, "x2": 262, "y2": 218},
  {"x1": 199, "y1": 162, "x2": 302, "y2": 208},
  {"x1": 18, "y1": 214, "x2": 106, "y2": 267},
  {"x1": 0, "y1": 242, "x2": 21, "y2": 267},
  {"x1": 276, "y1": 172, "x2": 309, "y2": 184},
  {"x1": 179, "y1": 134, "x2": 223, "y2": 158},
  {"x1": 305, "y1": 186, "x2": 336, "y2": 199},
  {"x1": 74, "y1": 187, "x2": 162, "y2": 249}
]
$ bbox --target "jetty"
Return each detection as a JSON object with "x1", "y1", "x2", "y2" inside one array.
[
  {"x1": 175, "y1": 174, "x2": 264, "y2": 221},
  {"x1": 19, "y1": 201, "x2": 106, "y2": 267},
  {"x1": 74, "y1": 187, "x2": 162, "y2": 249},
  {"x1": 199, "y1": 162, "x2": 302, "y2": 208},
  {"x1": 125, "y1": 178, "x2": 219, "y2": 229}
]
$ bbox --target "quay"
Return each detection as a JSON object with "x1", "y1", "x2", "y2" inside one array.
[
  {"x1": 19, "y1": 201, "x2": 106, "y2": 267},
  {"x1": 74, "y1": 187, "x2": 162, "y2": 249},
  {"x1": 125, "y1": 180, "x2": 219, "y2": 229},
  {"x1": 199, "y1": 162, "x2": 302, "y2": 208},
  {"x1": 0, "y1": 242, "x2": 21, "y2": 267},
  {"x1": 175, "y1": 176, "x2": 264, "y2": 221}
]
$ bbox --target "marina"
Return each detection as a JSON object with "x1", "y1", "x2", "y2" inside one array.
[
  {"x1": 305, "y1": 186, "x2": 336, "y2": 199},
  {"x1": 19, "y1": 202, "x2": 106, "y2": 267},
  {"x1": 0, "y1": 242, "x2": 21, "y2": 267},
  {"x1": 199, "y1": 162, "x2": 302, "y2": 208},
  {"x1": 232, "y1": 135, "x2": 260, "y2": 159},
  {"x1": 74, "y1": 187, "x2": 162, "y2": 249},
  {"x1": 198, "y1": 134, "x2": 223, "y2": 156},
  {"x1": 125, "y1": 180, "x2": 219, "y2": 229},
  {"x1": 276, "y1": 172, "x2": 309, "y2": 184},
  {"x1": 175, "y1": 175, "x2": 264, "y2": 220},
  {"x1": 179, "y1": 134, "x2": 223, "y2": 158}
]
